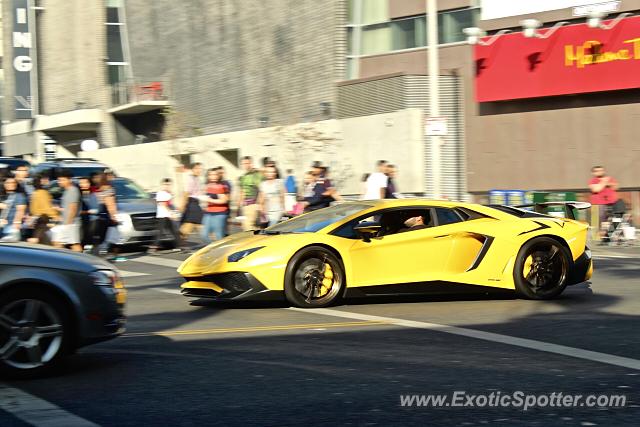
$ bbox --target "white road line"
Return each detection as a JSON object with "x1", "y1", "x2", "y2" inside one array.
[
  {"x1": 289, "y1": 308, "x2": 640, "y2": 371},
  {"x1": 118, "y1": 270, "x2": 149, "y2": 278},
  {"x1": 152, "y1": 288, "x2": 182, "y2": 295},
  {"x1": 593, "y1": 254, "x2": 634, "y2": 259},
  {"x1": 0, "y1": 384, "x2": 99, "y2": 427},
  {"x1": 127, "y1": 256, "x2": 184, "y2": 269}
]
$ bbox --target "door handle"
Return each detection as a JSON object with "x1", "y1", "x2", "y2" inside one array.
[{"x1": 434, "y1": 234, "x2": 449, "y2": 238}]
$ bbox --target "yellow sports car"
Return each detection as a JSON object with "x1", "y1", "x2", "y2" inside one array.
[{"x1": 177, "y1": 200, "x2": 593, "y2": 308}]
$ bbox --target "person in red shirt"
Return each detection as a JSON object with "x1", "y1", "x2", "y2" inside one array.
[
  {"x1": 201, "y1": 168, "x2": 230, "y2": 244},
  {"x1": 588, "y1": 165, "x2": 620, "y2": 226}
]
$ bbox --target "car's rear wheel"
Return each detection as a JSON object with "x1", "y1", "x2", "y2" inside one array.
[
  {"x1": 0, "y1": 288, "x2": 72, "y2": 378},
  {"x1": 285, "y1": 246, "x2": 345, "y2": 308},
  {"x1": 514, "y1": 237, "x2": 571, "y2": 299}
]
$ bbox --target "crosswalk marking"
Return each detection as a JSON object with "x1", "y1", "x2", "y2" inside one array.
[
  {"x1": 118, "y1": 270, "x2": 150, "y2": 278},
  {"x1": 127, "y1": 256, "x2": 184, "y2": 269},
  {"x1": 0, "y1": 384, "x2": 99, "y2": 427}
]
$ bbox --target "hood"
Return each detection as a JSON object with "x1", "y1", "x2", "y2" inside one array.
[
  {"x1": 0, "y1": 243, "x2": 113, "y2": 273},
  {"x1": 117, "y1": 198, "x2": 156, "y2": 214},
  {"x1": 178, "y1": 231, "x2": 272, "y2": 276}
]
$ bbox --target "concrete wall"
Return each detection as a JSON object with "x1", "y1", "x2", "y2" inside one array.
[
  {"x1": 123, "y1": 0, "x2": 347, "y2": 136},
  {"x1": 82, "y1": 108, "x2": 425, "y2": 197}
]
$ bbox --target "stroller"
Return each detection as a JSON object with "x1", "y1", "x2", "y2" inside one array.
[{"x1": 602, "y1": 200, "x2": 636, "y2": 246}]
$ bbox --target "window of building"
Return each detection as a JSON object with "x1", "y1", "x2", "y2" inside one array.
[
  {"x1": 107, "y1": 25, "x2": 125, "y2": 63},
  {"x1": 439, "y1": 8, "x2": 479, "y2": 44},
  {"x1": 361, "y1": 22, "x2": 391, "y2": 55},
  {"x1": 361, "y1": 0, "x2": 388, "y2": 24},
  {"x1": 391, "y1": 16, "x2": 426, "y2": 50}
]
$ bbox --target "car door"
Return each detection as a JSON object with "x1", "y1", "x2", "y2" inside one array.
[{"x1": 346, "y1": 208, "x2": 457, "y2": 287}]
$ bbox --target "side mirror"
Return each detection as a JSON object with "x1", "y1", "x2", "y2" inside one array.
[{"x1": 354, "y1": 221, "x2": 381, "y2": 243}]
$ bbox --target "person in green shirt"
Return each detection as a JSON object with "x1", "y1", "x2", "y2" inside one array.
[{"x1": 237, "y1": 156, "x2": 263, "y2": 231}]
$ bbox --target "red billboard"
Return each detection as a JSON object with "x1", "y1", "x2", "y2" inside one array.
[{"x1": 475, "y1": 16, "x2": 640, "y2": 102}]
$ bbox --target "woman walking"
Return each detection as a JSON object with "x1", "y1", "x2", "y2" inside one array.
[
  {"x1": 27, "y1": 175, "x2": 58, "y2": 244},
  {"x1": 91, "y1": 172, "x2": 119, "y2": 259},
  {"x1": 201, "y1": 168, "x2": 230, "y2": 244},
  {"x1": 0, "y1": 177, "x2": 27, "y2": 241},
  {"x1": 258, "y1": 165, "x2": 285, "y2": 226}
]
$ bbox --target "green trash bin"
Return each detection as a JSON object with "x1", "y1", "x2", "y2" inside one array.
[{"x1": 532, "y1": 192, "x2": 578, "y2": 218}]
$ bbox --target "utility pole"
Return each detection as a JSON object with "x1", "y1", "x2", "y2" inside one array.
[{"x1": 427, "y1": 0, "x2": 441, "y2": 199}]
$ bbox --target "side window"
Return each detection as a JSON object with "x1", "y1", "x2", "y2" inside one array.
[
  {"x1": 435, "y1": 208, "x2": 463, "y2": 226},
  {"x1": 333, "y1": 215, "x2": 377, "y2": 239}
]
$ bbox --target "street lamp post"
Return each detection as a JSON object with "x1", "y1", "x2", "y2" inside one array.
[{"x1": 427, "y1": 0, "x2": 441, "y2": 199}]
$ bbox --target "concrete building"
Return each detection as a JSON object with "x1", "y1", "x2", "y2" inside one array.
[{"x1": 1, "y1": 0, "x2": 639, "y2": 219}]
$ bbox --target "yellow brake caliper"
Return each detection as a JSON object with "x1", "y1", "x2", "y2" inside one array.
[
  {"x1": 317, "y1": 263, "x2": 334, "y2": 297},
  {"x1": 523, "y1": 255, "x2": 533, "y2": 278}
]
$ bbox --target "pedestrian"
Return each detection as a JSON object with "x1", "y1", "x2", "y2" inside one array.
[
  {"x1": 311, "y1": 161, "x2": 340, "y2": 205},
  {"x1": 180, "y1": 162, "x2": 204, "y2": 240},
  {"x1": 385, "y1": 164, "x2": 399, "y2": 199},
  {"x1": 50, "y1": 169, "x2": 82, "y2": 252},
  {"x1": 588, "y1": 165, "x2": 623, "y2": 238},
  {"x1": 149, "y1": 178, "x2": 182, "y2": 253},
  {"x1": 237, "y1": 156, "x2": 263, "y2": 231},
  {"x1": 284, "y1": 169, "x2": 298, "y2": 214},
  {"x1": 265, "y1": 159, "x2": 282, "y2": 179},
  {"x1": 91, "y1": 172, "x2": 119, "y2": 258},
  {"x1": 14, "y1": 164, "x2": 33, "y2": 198},
  {"x1": 0, "y1": 177, "x2": 27, "y2": 242},
  {"x1": 27, "y1": 174, "x2": 58, "y2": 245},
  {"x1": 79, "y1": 177, "x2": 98, "y2": 250},
  {"x1": 217, "y1": 166, "x2": 233, "y2": 236},
  {"x1": 201, "y1": 168, "x2": 230, "y2": 243},
  {"x1": 363, "y1": 160, "x2": 389, "y2": 200},
  {"x1": 258, "y1": 165, "x2": 286, "y2": 227},
  {"x1": 302, "y1": 171, "x2": 331, "y2": 212}
]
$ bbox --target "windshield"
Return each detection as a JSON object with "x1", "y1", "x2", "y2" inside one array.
[
  {"x1": 267, "y1": 203, "x2": 372, "y2": 233},
  {"x1": 113, "y1": 179, "x2": 150, "y2": 200}
]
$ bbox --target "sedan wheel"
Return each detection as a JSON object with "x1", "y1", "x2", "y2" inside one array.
[{"x1": 0, "y1": 291, "x2": 70, "y2": 378}]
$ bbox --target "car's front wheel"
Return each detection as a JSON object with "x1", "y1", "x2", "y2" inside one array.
[
  {"x1": 0, "y1": 288, "x2": 72, "y2": 378},
  {"x1": 514, "y1": 237, "x2": 571, "y2": 300},
  {"x1": 284, "y1": 246, "x2": 345, "y2": 308}
]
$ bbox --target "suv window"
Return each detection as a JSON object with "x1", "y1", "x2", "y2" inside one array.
[{"x1": 435, "y1": 208, "x2": 463, "y2": 226}]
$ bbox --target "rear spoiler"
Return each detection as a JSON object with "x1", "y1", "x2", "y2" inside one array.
[{"x1": 513, "y1": 202, "x2": 591, "y2": 220}]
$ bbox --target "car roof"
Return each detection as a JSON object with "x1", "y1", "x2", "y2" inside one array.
[{"x1": 346, "y1": 198, "x2": 517, "y2": 220}]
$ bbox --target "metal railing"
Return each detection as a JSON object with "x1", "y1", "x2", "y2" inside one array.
[{"x1": 110, "y1": 78, "x2": 171, "y2": 106}]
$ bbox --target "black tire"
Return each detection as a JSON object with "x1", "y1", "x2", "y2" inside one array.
[
  {"x1": 513, "y1": 237, "x2": 571, "y2": 300},
  {"x1": 284, "y1": 246, "x2": 345, "y2": 308},
  {"x1": 0, "y1": 287, "x2": 73, "y2": 379}
]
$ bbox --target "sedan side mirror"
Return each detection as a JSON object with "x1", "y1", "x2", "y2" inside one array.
[{"x1": 353, "y1": 221, "x2": 381, "y2": 243}]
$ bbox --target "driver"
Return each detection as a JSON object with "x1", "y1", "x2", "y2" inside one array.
[{"x1": 399, "y1": 215, "x2": 429, "y2": 232}]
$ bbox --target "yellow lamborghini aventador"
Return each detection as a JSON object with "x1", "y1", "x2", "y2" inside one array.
[{"x1": 177, "y1": 200, "x2": 593, "y2": 308}]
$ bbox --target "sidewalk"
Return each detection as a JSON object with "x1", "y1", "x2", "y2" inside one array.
[{"x1": 590, "y1": 243, "x2": 640, "y2": 258}]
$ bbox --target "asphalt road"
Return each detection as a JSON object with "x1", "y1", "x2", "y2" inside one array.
[{"x1": 1, "y1": 245, "x2": 639, "y2": 427}]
